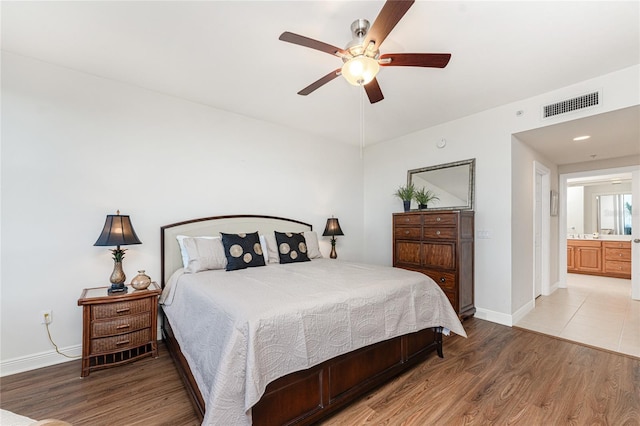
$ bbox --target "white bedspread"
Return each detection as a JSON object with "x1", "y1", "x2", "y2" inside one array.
[{"x1": 161, "y1": 259, "x2": 466, "y2": 426}]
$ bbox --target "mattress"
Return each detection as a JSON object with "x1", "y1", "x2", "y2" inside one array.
[{"x1": 161, "y1": 259, "x2": 466, "y2": 425}]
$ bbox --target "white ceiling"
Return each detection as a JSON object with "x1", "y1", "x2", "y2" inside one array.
[{"x1": 2, "y1": 1, "x2": 639, "y2": 160}]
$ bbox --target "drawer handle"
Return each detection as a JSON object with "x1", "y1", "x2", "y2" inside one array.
[
  {"x1": 405, "y1": 218, "x2": 410, "y2": 222},
  {"x1": 439, "y1": 277, "x2": 446, "y2": 283},
  {"x1": 436, "y1": 217, "x2": 441, "y2": 222},
  {"x1": 405, "y1": 230, "x2": 410, "y2": 235},
  {"x1": 116, "y1": 308, "x2": 131, "y2": 314},
  {"x1": 116, "y1": 324, "x2": 130, "y2": 330},
  {"x1": 115, "y1": 340, "x2": 130, "y2": 346},
  {"x1": 436, "y1": 230, "x2": 441, "y2": 235},
  {"x1": 619, "y1": 254, "x2": 623, "y2": 257}
]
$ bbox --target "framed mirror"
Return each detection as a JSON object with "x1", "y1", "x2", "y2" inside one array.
[{"x1": 407, "y1": 158, "x2": 475, "y2": 211}]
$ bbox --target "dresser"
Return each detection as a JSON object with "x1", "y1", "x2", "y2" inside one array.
[
  {"x1": 393, "y1": 210, "x2": 475, "y2": 319},
  {"x1": 77, "y1": 282, "x2": 161, "y2": 377}
]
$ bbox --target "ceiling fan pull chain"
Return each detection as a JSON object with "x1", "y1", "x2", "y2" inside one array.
[{"x1": 360, "y1": 88, "x2": 365, "y2": 159}]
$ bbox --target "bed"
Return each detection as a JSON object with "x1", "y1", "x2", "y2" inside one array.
[{"x1": 159, "y1": 214, "x2": 466, "y2": 425}]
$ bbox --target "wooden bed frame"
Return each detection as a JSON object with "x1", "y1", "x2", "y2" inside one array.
[{"x1": 160, "y1": 214, "x2": 444, "y2": 425}]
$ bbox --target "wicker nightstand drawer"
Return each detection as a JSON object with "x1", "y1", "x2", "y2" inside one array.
[
  {"x1": 90, "y1": 328, "x2": 151, "y2": 354},
  {"x1": 91, "y1": 298, "x2": 151, "y2": 320},
  {"x1": 91, "y1": 312, "x2": 151, "y2": 337}
]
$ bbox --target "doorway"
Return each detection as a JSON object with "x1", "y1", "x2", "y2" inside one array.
[{"x1": 558, "y1": 165, "x2": 639, "y2": 300}]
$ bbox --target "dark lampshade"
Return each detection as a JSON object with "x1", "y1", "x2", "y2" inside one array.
[
  {"x1": 322, "y1": 217, "x2": 344, "y2": 237},
  {"x1": 322, "y1": 217, "x2": 344, "y2": 259},
  {"x1": 94, "y1": 213, "x2": 142, "y2": 247},
  {"x1": 94, "y1": 211, "x2": 141, "y2": 294}
]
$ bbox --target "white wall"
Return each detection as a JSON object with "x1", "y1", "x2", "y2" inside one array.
[
  {"x1": 510, "y1": 138, "x2": 559, "y2": 314},
  {"x1": 363, "y1": 65, "x2": 640, "y2": 325},
  {"x1": 0, "y1": 53, "x2": 364, "y2": 374}
]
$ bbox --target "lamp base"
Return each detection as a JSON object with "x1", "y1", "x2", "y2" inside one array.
[
  {"x1": 329, "y1": 237, "x2": 337, "y2": 259},
  {"x1": 108, "y1": 284, "x2": 128, "y2": 295}
]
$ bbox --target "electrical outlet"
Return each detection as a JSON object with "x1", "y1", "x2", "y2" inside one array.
[{"x1": 41, "y1": 310, "x2": 52, "y2": 325}]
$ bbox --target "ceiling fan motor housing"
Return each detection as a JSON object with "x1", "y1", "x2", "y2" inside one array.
[{"x1": 344, "y1": 19, "x2": 379, "y2": 60}]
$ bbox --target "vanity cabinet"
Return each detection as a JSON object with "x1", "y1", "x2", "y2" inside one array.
[
  {"x1": 567, "y1": 239, "x2": 631, "y2": 279},
  {"x1": 393, "y1": 210, "x2": 475, "y2": 319}
]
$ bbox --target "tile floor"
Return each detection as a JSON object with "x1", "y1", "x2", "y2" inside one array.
[{"x1": 514, "y1": 273, "x2": 639, "y2": 358}]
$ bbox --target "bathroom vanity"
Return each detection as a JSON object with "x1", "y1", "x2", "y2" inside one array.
[{"x1": 567, "y1": 239, "x2": 631, "y2": 279}]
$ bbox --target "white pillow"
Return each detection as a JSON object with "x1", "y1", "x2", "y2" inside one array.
[
  {"x1": 304, "y1": 231, "x2": 323, "y2": 259},
  {"x1": 263, "y1": 234, "x2": 280, "y2": 264},
  {"x1": 258, "y1": 235, "x2": 270, "y2": 264},
  {"x1": 176, "y1": 235, "x2": 216, "y2": 268},
  {"x1": 180, "y1": 236, "x2": 227, "y2": 273}
]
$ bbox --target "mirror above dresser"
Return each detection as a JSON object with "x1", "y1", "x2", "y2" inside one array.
[{"x1": 407, "y1": 158, "x2": 475, "y2": 211}]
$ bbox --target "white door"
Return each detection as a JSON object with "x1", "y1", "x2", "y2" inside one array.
[
  {"x1": 632, "y1": 169, "x2": 639, "y2": 300},
  {"x1": 534, "y1": 161, "x2": 550, "y2": 298},
  {"x1": 534, "y1": 171, "x2": 543, "y2": 298}
]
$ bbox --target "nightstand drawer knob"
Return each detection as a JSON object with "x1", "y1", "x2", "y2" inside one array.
[
  {"x1": 405, "y1": 231, "x2": 410, "y2": 235},
  {"x1": 116, "y1": 324, "x2": 131, "y2": 330},
  {"x1": 116, "y1": 308, "x2": 131, "y2": 314},
  {"x1": 439, "y1": 277, "x2": 446, "y2": 283},
  {"x1": 436, "y1": 230, "x2": 441, "y2": 235},
  {"x1": 436, "y1": 217, "x2": 441, "y2": 222},
  {"x1": 116, "y1": 339, "x2": 131, "y2": 346}
]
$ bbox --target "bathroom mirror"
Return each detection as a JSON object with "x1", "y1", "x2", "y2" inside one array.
[
  {"x1": 567, "y1": 176, "x2": 632, "y2": 236},
  {"x1": 407, "y1": 158, "x2": 475, "y2": 211}
]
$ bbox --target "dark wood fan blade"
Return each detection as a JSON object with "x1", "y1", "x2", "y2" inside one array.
[
  {"x1": 364, "y1": 0, "x2": 415, "y2": 50},
  {"x1": 364, "y1": 78, "x2": 384, "y2": 104},
  {"x1": 379, "y1": 53, "x2": 451, "y2": 68},
  {"x1": 298, "y1": 69, "x2": 342, "y2": 96},
  {"x1": 279, "y1": 32, "x2": 347, "y2": 57}
]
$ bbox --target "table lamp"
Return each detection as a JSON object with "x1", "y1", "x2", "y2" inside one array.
[
  {"x1": 322, "y1": 217, "x2": 344, "y2": 259},
  {"x1": 94, "y1": 210, "x2": 142, "y2": 294}
]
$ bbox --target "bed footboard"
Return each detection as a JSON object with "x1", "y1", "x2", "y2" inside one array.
[{"x1": 161, "y1": 308, "x2": 443, "y2": 425}]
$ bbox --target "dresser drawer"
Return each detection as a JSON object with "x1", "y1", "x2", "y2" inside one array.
[
  {"x1": 91, "y1": 298, "x2": 151, "y2": 320},
  {"x1": 394, "y1": 214, "x2": 422, "y2": 226},
  {"x1": 442, "y1": 289, "x2": 457, "y2": 311},
  {"x1": 603, "y1": 260, "x2": 631, "y2": 275},
  {"x1": 395, "y1": 241, "x2": 421, "y2": 266},
  {"x1": 421, "y1": 242, "x2": 455, "y2": 270},
  {"x1": 395, "y1": 227, "x2": 422, "y2": 240},
  {"x1": 92, "y1": 312, "x2": 151, "y2": 338},
  {"x1": 604, "y1": 248, "x2": 631, "y2": 262},
  {"x1": 423, "y1": 227, "x2": 457, "y2": 240},
  {"x1": 422, "y1": 269, "x2": 457, "y2": 291},
  {"x1": 90, "y1": 328, "x2": 151, "y2": 354},
  {"x1": 423, "y1": 214, "x2": 456, "y2": 226}
]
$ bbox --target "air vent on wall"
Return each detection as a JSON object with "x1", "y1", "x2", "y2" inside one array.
[{"x1": 542, "y1": 91, "x2": 600, "y2": 119}]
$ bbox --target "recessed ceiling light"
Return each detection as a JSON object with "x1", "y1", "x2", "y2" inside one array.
[{"x1": 573, "y1": 135, "x2": 591, "y2": 141}]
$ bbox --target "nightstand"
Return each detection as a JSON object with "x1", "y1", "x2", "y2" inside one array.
[{"x1": 77, "y1": 282, "x2": 161, "y2": 377}]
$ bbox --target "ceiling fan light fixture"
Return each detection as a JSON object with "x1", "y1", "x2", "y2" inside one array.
[{"x1": 341, "y1": 55, "x2": 379, "y2": 86}]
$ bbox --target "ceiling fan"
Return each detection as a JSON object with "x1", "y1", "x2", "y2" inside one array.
[{"x1": 279, "y1": 0, "x2": 451, "y2": 104}]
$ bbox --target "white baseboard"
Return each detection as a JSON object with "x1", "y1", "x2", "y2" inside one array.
[
  {"x1": 474, "y1": 307, "x2": 513, "y2": 326},
  {"x1": 0, "y1": 345, "x2": 82, "y2": 377},
  {"x1": 511, "y1": 300, "x2": 535, "y2": 325}
]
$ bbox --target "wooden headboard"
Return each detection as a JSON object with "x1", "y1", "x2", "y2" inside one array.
[{"x1": 160, "y1": 214, "x2": 313, "y2": 287}]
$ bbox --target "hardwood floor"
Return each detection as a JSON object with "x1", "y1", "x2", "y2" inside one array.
[{"x1": 2, "y1": 318, "x2": 638, "y2": 425}]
